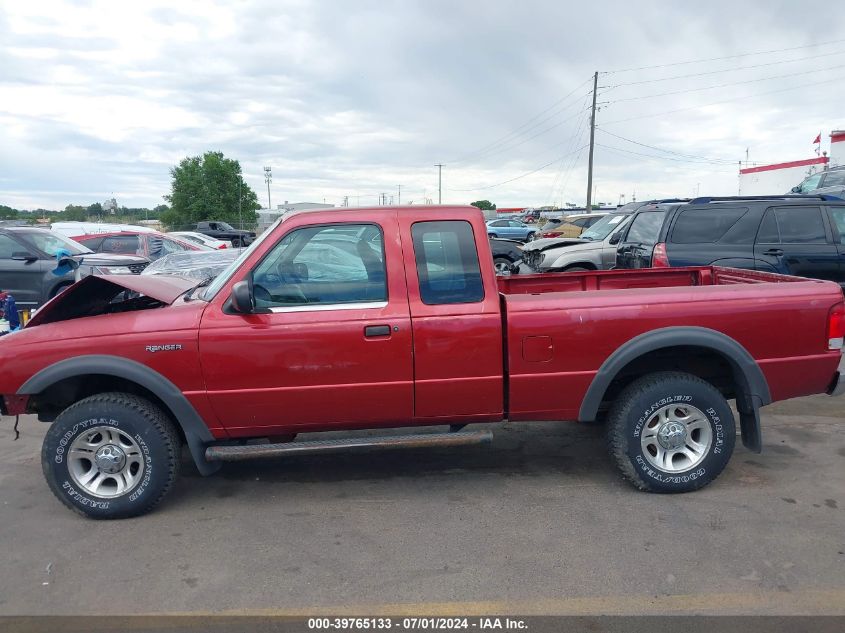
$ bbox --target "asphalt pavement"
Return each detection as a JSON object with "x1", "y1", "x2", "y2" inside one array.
[{"x1": 0, "y1": 395, "x2": 843, "y2": 616}]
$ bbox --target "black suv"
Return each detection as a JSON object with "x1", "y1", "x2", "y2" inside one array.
[
  {"x1": 615, "y1": 195, "x2": 845, "y2": 286},
  {"x1": 0, "y1": 228, "x2": 149, "y2": 309}
]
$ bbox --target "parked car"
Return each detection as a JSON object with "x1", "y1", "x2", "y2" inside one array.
[
  {"x1": 614, "y1": 195, "x2": 845, "y2": 287},
  {"x1": 521, "y1": 211, "x2": 633, "y2": 273},
  {"x1": 51, "y1": 222, "x2": 158, "y2": 237},
  {"x1": 170, "y1": 231, "x2": 231, "y2": 249},
  {"x1": 3, "y1": 205, "x2": 844, "y2": 518},
  {"x1": 0, "y1": 227, "x2": 148, "y2": 310},
  {"x1": 193, "y1": 221, "x2": 255, "y2": 247},
  {"x1": 537, "y1": 213, "x2": 608, "y2": 239},
  {"x1": 790, "y1": 165, "x2": 845, "y2": 199},
  {"x1": 71, "y1": 230, "x2": 211, "y2": 262},
  {"x1": 485, "y1": 219, "x2": 536, "y2": 242},
  {"x1": 489, "y1": 237, "x2": 523, "y2": 274}
]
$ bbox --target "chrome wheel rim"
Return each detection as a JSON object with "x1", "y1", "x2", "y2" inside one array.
[
  {"x1": 640, "y1": 404, "x2": 712, "y2": 473},
  {"x1": 494, "y1": 260, "x2": 512, "y2": 274},
  {"x1": 67, "y1": 426, "x2": 145, "y2": 498}
]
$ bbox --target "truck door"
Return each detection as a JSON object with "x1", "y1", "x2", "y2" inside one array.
[
  {"x1": 198, "y1": 215, "x2": 414, "y2": 435},
  {"x1": 399, "y1": 217, "x2": 504, "y2": 421},
  {"x1": 823, "y1": 205, "x2": 845, "y2": 286},
  {"x1": 615, "y1": 209, "x2": 667, "y2": 269},
  {"x1": 753, "y1": 206, "x2": 840, "y2": 282}
]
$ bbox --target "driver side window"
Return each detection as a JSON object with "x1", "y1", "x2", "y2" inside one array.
[{"x1": 252, "y1": 223, "x2": 387, "y2": 309}]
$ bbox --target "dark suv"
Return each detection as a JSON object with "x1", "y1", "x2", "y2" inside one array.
[{"x1": 615, "y1": 195, "x2": 845, "y2": 286}]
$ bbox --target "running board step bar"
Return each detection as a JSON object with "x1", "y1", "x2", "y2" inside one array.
[{"x1": 205, "y1": 430, "x2": 493, "y2": 462}]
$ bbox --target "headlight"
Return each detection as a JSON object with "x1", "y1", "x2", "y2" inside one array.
[{"x1": 95, "y1": 266, "x2": 132, "y2": 275}]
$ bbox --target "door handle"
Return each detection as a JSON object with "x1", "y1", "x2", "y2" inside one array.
[
  {"x1": 763, "y1": 249, "x2": 783, "y2": 256},
  {"x1": 364, "y1": 325, "x2": 391, "y2": 338}
]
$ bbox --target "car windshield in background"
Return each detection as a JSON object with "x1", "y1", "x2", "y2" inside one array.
[
  {"x1": 217, "y1": 222, "x2": 235, "y2": 231},
  {"x1": 20, "y1": 230, "x2": 93, "y2": 256},
  {"x1": 579, "y1": 214, "x2": 628, "y2": 241}
]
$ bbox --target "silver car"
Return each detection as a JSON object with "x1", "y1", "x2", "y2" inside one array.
[{"x1": 520, "y1": 212, "x2": 632, "y2": 273}]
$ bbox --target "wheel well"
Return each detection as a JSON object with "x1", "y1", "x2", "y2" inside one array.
[
  {"x1": 562, "y1": 262, "x2": 597, "y2": 271},
  {"x1": 50, "y1": 281, "x2": 73, "y2": 298},
  {"x1": 29, "y1": 374, "x2": 186, "y2": 441},
  {"x1": 598, "y1": 345, "x2": 738, "y2": 410}
]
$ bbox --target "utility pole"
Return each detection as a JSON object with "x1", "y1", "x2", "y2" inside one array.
[
  {"x1": 263, "y1": 166, "x2": 272, "y2": 210},
  {"x1": 238, "y1": 177, "x2": 242, "y2": 230},
  {"x1": 435, "y1": 164, "x2": 443, "y2": 204},
  {"x1": 585, "y1": 71, "x2": 598, "y2": 211}
]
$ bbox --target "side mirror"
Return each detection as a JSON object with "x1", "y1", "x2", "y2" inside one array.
[
  {"x1": 790, "y1": 186, "x2": 801, "y2": 193},
  {"x1": 230, "y1": 280, "x2": 254, "y2": 314},
  {"x1": 11, "y1": 251, "x2": 38, "y2": 263},
  {"x1": 608, "y1": 233, "x2": 621, "y2": 245}
]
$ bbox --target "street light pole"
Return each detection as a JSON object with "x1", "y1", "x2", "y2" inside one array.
[
  {"x1": 434, "y1": 164, "x2": 443, "y2": 204},
  {"x1": 263, "y1": 166, "x2": 272, "y2": 210}
]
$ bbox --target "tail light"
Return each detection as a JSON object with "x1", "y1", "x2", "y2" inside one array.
[
  {"x1": 828, "y1": 302, "x2": 844, "y2": 350},
  {"x1": 651, "y1": 242, "x2": 670, "y2": 268},
  {"x1": 541, "y1": 232, "x2": 554, "y2": 238},
  {"x1": 218, "y1": 244, "x2": 227, "y2": 249}
]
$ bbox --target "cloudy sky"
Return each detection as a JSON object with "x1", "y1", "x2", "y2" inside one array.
[{"x1": 1, "y1": 0, "x2": 842, "y2": 211}]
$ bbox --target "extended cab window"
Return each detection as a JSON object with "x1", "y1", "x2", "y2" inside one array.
[
  {"x1": 252, "y1": 223, "x2": 386, "y2": 308},
  {"x1": 670, "y1": 207, "x2": 747, "y2": 243},
  {"x1": 412, "y1": 221, "x2": 483, "y2": 305},
  {"x1": 625, "y1": 211, "x2": 665, "y2": 245}
]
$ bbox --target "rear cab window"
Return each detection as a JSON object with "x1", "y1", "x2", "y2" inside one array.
[{"x1": 411, "y1": 220, "x2": 483, "y2": 305}]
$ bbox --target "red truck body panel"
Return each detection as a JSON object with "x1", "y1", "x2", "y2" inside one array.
[{"x1": 1, "y1": 206, "x2": 841, "y2": 444}]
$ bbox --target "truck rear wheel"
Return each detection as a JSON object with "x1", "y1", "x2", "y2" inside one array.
[
  {"x1": 607, "y1": 372, "x2": 735, "y2": 493},
  {"x1": 41, "y1": 392, "x2": 181, "y2": 519}
]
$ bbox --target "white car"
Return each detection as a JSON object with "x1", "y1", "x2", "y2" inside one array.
[{"x1": 169, "y1": 231, "x2": 231, "y2": 249}]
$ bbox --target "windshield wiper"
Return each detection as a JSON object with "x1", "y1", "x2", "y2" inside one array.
[{"x1": 183, "y1": 277, "x2": 213, "y2": 302}]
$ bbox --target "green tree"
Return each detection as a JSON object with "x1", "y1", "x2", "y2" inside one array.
[
  {"x1": 63, "y1": 204, "x2": 88, "y2": 221},
  {"x1": 87, "y1": 202, "x2": 103, "y2": 216},
  {"x1": 0, "y1": 205, "x2": 19, "y2": 220},
  {"x1": 470, "y1": 200, "x2": 496, "y2": 211},
  {"x1": 162, "y1": 151, "x2": 260, "y2": 231}
]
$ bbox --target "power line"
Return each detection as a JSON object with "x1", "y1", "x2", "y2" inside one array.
[
  {"x1": 599, "y1": 61, "x2": 845, "y2": 105},
  {"x1": 602, "y1": 48, "x2": 845, "y2": 87},
  {"x1": 596, "y1": 128, "x2": 736, "y2": 164},
  {"x1": 603, "y1": 37, "x2": 845, "y2": 73},
  {"x1": 449, "y1": 144, "x2": 590, "y2": 192},
  {"x1": 600, "y1": 73, "x2": 845, "y2": 125},
  {"x1": 548, "y1": 115, "x2": 591, "y2": 206},
  {"x1": 444, "y1": 76, "x2": 593, "y2": 164},
  {"x1": 596, "y1": 143, "x2": 738, "y2": 173},
  {"x1": 546, "y1": 108, "x2": 591, "y2": 204}
]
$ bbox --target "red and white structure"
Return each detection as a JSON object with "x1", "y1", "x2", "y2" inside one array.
[{"x1": 738, "y1": 130, "x2": 844, "y2": 195}]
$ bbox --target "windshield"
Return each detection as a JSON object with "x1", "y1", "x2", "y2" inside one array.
[
  {"x1": 200, "y1": 218, "x2": 282, "y2": 300},
  {"x1": 19, "y1": 230, "x2": 93, "y2": 256},
  {"x1": 579, "y1": 214, "x2": 629, "y2": 241},
  {"x1": 217, "y1": 221, "x2": 235, "y2": 231}
]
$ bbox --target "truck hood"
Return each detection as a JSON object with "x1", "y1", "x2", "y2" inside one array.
[
  {"x1": 523, "y1": 237, "x2": 588, "y2": 252},
  {"x1": 28, "y1": 274, "x2": 196, "y2": 327}
]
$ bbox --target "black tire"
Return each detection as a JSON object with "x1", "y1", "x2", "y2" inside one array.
[
  {"x1": 493, "y1": 257, "x2": 514, "y2": 275},
  {"x1": 42, "y1": 392, "x2": 181, "y2": 519},
  {"x1": 527, "y1": 232, "x2": 536, "y2": 241},
  {"x1": 231, "y1": 237, "x2": 242, "y2": 248},
  {"x1": 563, "y1": 266, "x2": 590, "y2": 273},
  {"x1": 607, "y1": 372, "x2": 735, "y2": 493},
  {"x1": 488, "y1": 233, "x2": 498, "y2": 239}
]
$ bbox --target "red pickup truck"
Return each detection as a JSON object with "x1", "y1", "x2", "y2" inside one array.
[{"x1": 1, "y1": 206, "x2": 843, "y2": 519}]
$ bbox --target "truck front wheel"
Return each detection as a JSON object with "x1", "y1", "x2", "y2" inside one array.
[
  {"x1": 41, "y1": 392, "x2": 181, "y2": 519},
  {"x1": 607, "y1": 372, "x2": 735, "y2": 493}
]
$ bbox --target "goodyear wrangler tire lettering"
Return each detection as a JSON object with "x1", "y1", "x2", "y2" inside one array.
[
  {"x1": 41, "y1": 392, "x2": 180, "y2": 520},
  {"x1": 607, "y1": 372, "x2": 736, "y2": 494}
]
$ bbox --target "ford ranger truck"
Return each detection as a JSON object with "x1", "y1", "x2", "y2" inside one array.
[{"x1": 0, "y1": 206, "x2": 842, "y2": 519}]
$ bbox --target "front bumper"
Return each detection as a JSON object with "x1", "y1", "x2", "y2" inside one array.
[{"x1": 827, "y1": 371, "x2": 845, "y2": 396}]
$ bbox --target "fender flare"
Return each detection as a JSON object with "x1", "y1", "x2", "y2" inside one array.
[
  {"x1": 18, "y1": 355, "x2": 221, "y2": 475},
  {"x1": 578, "y1": 327, "x2": 771, "y2": 452}
]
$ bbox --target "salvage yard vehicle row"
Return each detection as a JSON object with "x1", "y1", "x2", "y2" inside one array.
[{"x1": 0, "y1": 206, "x2": 842, "y2": 518}]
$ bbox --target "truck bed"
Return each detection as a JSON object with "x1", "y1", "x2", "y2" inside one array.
[{"x1": 496, "y1": 266, "x2": 807, "y2": 295}]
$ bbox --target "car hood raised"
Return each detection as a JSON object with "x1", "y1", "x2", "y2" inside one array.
[{"x1": 28, "y1": 274, "x2": 196, "y2": 327}]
